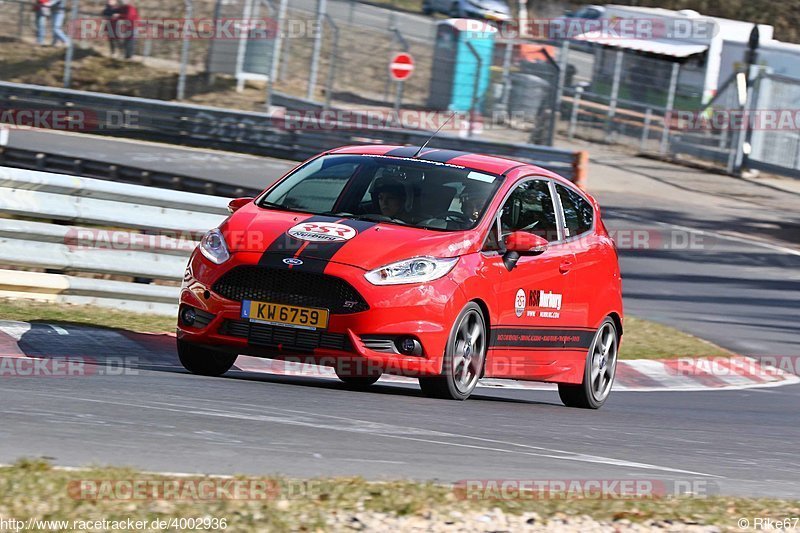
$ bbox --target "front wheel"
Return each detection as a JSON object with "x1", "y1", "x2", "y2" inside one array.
[
  {"x1": 419, "y1": 302, "x2": 486, "y2": 400},
  {"x1": 177, "y1": 339, "x2": 237, "y2": 377},
  {"x1": 558, "y1": 318, "x2": 618, "y2": 409}
]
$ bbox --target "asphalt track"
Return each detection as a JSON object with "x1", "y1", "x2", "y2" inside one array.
[{"x1": 1, "y1": 130, "x2": 799, "y2": 498}]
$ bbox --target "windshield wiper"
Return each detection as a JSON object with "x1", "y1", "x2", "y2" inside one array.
[
  {"x1": 347, "y1": 214, "x2": 409, "y2": 226},
  {"x1": 258, "y1": 201, "x2": 288, "y2": 210}
]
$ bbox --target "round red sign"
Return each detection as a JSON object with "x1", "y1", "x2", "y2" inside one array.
[{"x1": 389, "y1": 52, "x2": 415, "y2": 81}]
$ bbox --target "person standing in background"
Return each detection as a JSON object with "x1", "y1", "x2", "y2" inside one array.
[
  {"x1": 34, "y1": 0, "x2": 51, "y2": 45},
  {"x1": 48, "y1": 0, "x2": 69, "y2": 46},
  {"x1": 102, "y1": 0, "x2": 120, "y2": 56},
  {"x1": 114, "y1": 0, "x2": 139, "y2": 59},
  {"x1": 34, "y1": 0, "x2": 69, "y2": 46}
]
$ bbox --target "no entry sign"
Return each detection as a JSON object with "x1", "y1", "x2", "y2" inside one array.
[{"x1": 389, "y1": 53, "x2": 415, "y2": 81}]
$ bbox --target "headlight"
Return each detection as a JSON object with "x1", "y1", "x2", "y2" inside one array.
[
  {"x1": 199, "y1": 228, "x2": 230, "y2": 264},
  {"x1": 365, "y1": 257, "x2": 458, "y2": 285}
]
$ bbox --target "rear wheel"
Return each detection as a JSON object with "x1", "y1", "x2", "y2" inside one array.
[
  {"x1": 177, "y1": 339, "x2": 237, "y2": 377},
  {"x1": 419, "y1": 302, "x2": 486, "y2": 400},
  {"x1": 558, "y1": 318, "x2": 618, "y2": 409}
]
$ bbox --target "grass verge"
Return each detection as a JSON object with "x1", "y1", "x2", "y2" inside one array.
[
  {"x1": 0, "y1": 298, "x2": 731, "y2": 360},
  {"x1": 0, "y1": 459, "x2": 797, "y2": 532}
]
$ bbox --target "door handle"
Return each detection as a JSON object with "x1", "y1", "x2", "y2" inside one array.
[{"x1": 559, "y1": 260, "x2": 573, "y2": 274}]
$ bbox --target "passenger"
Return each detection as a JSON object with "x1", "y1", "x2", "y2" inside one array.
[{"x1": 373, "y1": 178, "x2": 408, "y2": 220}]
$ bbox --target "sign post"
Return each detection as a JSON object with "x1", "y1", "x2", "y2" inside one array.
[{"x1": 389, "y1": 52, "x2": 415, "y2": 121}]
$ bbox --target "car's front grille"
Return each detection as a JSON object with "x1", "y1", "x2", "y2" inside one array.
[
  {"x1": 212, "y1": 265, "x2": 369, "y2": 314},
  {"x1": 220, "y1": 319, "x2": 353, "y2": 352}
]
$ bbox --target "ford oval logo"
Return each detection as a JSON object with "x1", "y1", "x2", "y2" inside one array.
[{"x1": 282, "y1": 258, "x2": 303, "y2": 266}]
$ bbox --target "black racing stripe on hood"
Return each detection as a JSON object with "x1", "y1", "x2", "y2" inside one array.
[
  {"x1": 294, "y1": 218, "x2": 378, "y2": 266},
  {"x1": 258, "y1": 216, "x2": 377, "y2": 273},
  {"x1": 257, "y1": 214, "x2": 337, "y2": 268}
]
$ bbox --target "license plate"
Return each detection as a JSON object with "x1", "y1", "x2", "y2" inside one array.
[{"x1": 241, "y1": 300, "x2": 329, "y2": 330}]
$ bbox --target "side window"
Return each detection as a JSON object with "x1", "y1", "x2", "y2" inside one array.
[
  {"x1": 499, "y1": 179, "x2": 559, "y2": 242},
  {"x1": 482, "y1": 218, "x2": 502, "y2": 252},
  {"x1": 556, "y1": 184, "x2": 593, "y2": 238}
]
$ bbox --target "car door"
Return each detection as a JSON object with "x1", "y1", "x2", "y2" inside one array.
[
  {"x1": 554, "y1": 182, "x2": 600, "y2": 330},
  {"x1": 481, "y1": 178, "x2": 578, "y2": 380}
]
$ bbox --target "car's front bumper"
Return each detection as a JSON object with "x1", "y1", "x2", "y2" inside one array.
[{"x1": 177, "y1": 251, "x2": 466, "y2": 377}]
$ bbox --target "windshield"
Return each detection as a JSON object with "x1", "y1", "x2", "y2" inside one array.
[{"x1": 258, "y1": 154, "x2": 504, "y2": 231}]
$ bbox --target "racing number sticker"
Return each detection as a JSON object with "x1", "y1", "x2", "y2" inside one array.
[
  {"x1": 287, "y1": 222, "x2": 358, "y2": 242},
  {"x1": 514, "y1": 288, "x2": 526, "y2": 318}
]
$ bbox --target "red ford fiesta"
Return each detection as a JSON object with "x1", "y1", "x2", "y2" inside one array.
[{"x1": 177, "y1": 145, "x2": 623, "y2": 408}]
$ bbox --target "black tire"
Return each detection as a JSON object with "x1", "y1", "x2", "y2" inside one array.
[
  {"x1": 177, "y1": 339, "x2": 237, "y2": 377},
  {"x1": 419, "y1": 302, "x2": 487, "y2": 400},
  {"x1": 335, "y1": 370, "x2": 381, "y2": 389},
  {"x1": 558, "y1": 317, "x2": 618, "y2": 409}
]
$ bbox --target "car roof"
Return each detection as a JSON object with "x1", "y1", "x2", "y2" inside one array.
[{"x1": 327, "y1": 145, "x2": 543, "y2": 177}]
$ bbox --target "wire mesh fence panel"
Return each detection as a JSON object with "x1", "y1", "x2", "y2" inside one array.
[
  {"x1": 749, "y1": 73, "x2": 800, "y2": 173},
  {"x1": 558, "y1": 43, "x2": 703, "y2": 153}
]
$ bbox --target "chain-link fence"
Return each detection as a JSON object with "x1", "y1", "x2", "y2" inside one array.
[
  {"x1": 3, "y1": 0, "x2": 800, "y2": 179},
  {"x1": 557, "y1": 41, "x2": 707, "y2": 154}
]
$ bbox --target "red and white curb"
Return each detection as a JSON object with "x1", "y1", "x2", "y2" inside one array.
[{"x1": 0, "y1": 321, "x2": 798, "y2": 392}]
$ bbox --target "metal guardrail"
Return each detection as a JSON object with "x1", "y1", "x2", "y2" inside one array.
[
  {"x1": 0, "y1": 166, "x2": 228, "y2": 315},
  {"x1": 0, "y1": 147, "x2": 262, "y2": 198},
  {"x1": 0, "y1": 81, "x2": 585, "y2": 183}
]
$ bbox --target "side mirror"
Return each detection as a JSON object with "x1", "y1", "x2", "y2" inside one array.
[
  {"x1": 504, "y1": 231, "x2": 548, "y2": 255},
  {"x1": 227, "y1": 197, "x2": 254, "y2": 214},
  {"x1": 502, "y1": 232, "x2": 548, "y2": 271}
]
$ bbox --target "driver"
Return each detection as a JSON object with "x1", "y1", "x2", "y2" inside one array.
[
  {"x1": 373, "y1": 177, "x2": 409, "y2": 220},
  {"x1": 459, "y1": 182, "x2": 488, "y2": 223}
]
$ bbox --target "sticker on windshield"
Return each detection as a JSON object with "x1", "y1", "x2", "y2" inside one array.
[
  {"x1": 287, "y1": 222, "x2": 358, "y2": 242},
  {"x1": 467, "y1": 171, "x2": 496, "y2": 183}
]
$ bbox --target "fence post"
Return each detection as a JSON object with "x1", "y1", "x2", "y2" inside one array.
[
  {"x1": 500, "y1": 38, "x2": 514, "y2": 113},
  {"x1": 572, "y1": 150, "x2": 588, "y2": 189},
  {"x1": 640, "y1": 108, "x2": 652, "y2": 151},
  {"x1": 17, "y1": 1, "x2": 25, "y2": 39},
  {"x1": 555, "y1": 40, "x2": 569, "y2": 122},
  {"x1": 205, "y1": 0, "x2": 224, "y2": 84},
  {"x1": 567, "y1": 86, "x2": 582, "y2": 141},
  {"x1": 323, "y1": 14, "x2": 339, "y2": 111},
  {"x1": 142, "y1": 25, "x2": 152, "y2": 57},
  {"x1": 177, "y1": 0, "x2": 193, "y2": 101},
  {"x1": 388, "y1": 28, "x2": 408, "y2": 123},
  {"x1": 306, "y1": 0, "x2": 327, "y2": 101},
  {"x1": 234, "y1": 0, "x2": 254, "y2": 92},
  {"x1": 265, "y1": 0, "x2": 288, "y2": 109},
  {"x1": 465, "y1": 41, "x2": 481, "y2": 138},
  {"x1": 606, "y1": 49, "x2": 623, "y2": 135},
  {"x1": 659, "y1": 61, "x2": 679, "y2": 155},
  {"x1": 63, "y1": 0, "x2": 79, "y2": 89}
]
